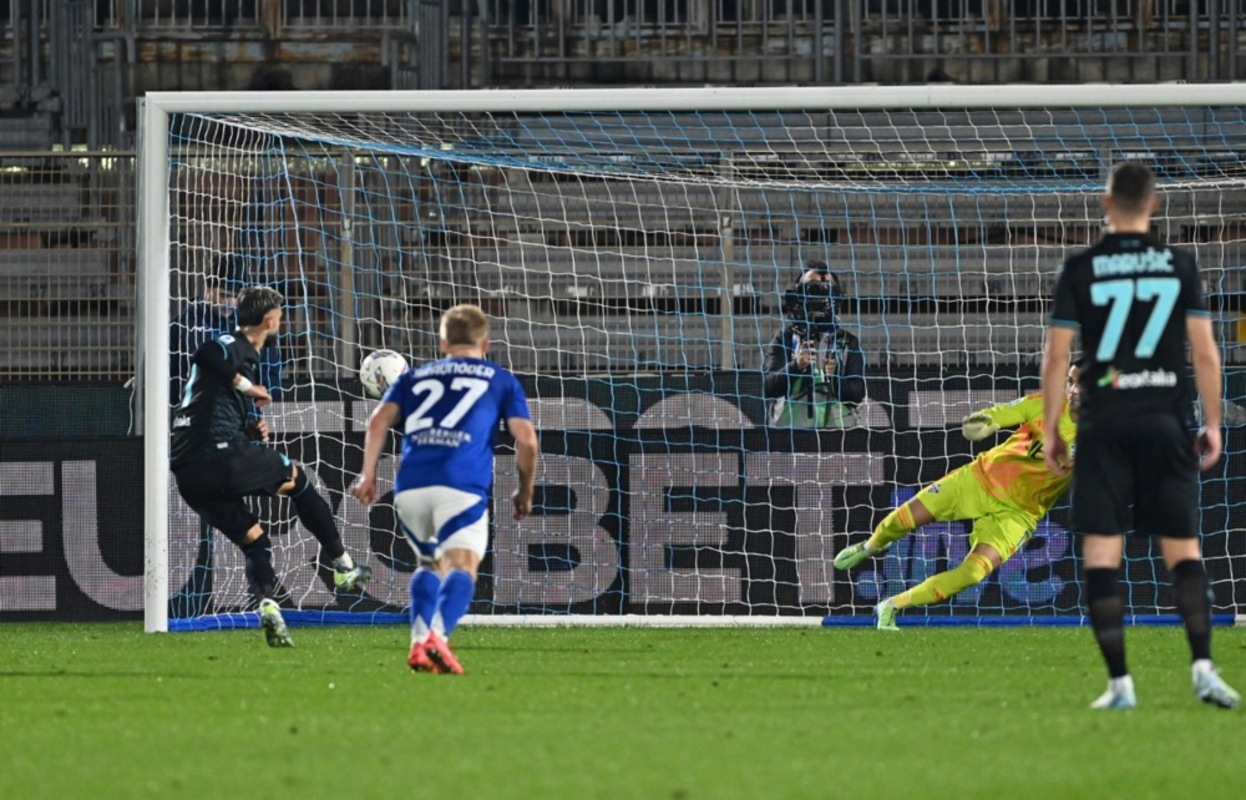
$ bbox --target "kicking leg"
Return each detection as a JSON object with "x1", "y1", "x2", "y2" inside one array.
[{"x1": 279, "y1": 466, "x2": 372, "y2": 592}]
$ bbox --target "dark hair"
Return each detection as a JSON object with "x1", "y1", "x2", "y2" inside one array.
[
  {"x1": 236, "y1": 286, "x2": 283, "y2": 327},
  {"x1": 1108, "y1": 161, "x2": 1156, "y2": 215}
]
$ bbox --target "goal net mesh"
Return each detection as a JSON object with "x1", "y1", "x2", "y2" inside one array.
[{"x1": 162, "y1": 102, "x2": 1246, "y2": 628}]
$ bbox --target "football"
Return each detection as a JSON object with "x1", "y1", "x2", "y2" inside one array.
[{"x1": 359, "y1": 349, "x2": 409, "y2": 399}]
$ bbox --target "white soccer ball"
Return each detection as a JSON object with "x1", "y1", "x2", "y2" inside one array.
[{"x1": 360, "y1": 349, "x2": 409, "y2": 399}]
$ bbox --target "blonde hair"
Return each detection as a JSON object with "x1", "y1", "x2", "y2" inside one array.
[{"x1": 440, "y1": 304, "x2": 490, "y2": 347}]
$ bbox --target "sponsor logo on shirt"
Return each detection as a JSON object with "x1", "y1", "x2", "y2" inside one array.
[
  {"x1": 412, "y1": 429, "x2": 472, "y2": 448},
  {"x1": 1097, "y1": 366, "x2": 1178, "y2": 390},
  {"x1": 172, "y1": 415, "x2": 192, "y2": 429}
]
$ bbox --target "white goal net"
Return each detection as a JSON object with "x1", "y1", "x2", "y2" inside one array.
[{"x1": 139, "y1": 86, "x2": 1246, "y2": 631}]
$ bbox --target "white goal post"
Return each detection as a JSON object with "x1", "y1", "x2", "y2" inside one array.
[{"x1": 139, "y1": 84, "x2": 1246, "y2": 633}]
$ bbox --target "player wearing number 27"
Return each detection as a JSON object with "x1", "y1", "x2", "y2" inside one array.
[
  {"x1": 352, "y1": 304, "x2": 538, "y2": 674},
  {"x1": 1041, "y1": 161, "x2": 1238, "y2": 711}
]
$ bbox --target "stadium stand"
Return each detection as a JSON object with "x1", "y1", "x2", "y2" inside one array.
[{"x1": 0, "y1": 2, "x2": 1244, "y2": 380}]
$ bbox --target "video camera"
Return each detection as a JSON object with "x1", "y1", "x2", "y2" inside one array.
[{"x1": 781, "y1": 274, "x2": 841, "y2": 337}]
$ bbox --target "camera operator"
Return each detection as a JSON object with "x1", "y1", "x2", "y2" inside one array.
[{"x1": 763, "y1": 263, "x2": 866, "y2": 428}]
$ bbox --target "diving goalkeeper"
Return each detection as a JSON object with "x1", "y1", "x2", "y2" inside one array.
[{"x1": 834, "y1": 360, "x2": 1082, "y2": 630}]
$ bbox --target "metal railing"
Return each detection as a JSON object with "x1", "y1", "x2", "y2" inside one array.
[
  {"x1": 7, "y1": 0, "x2": 1244, "y2": 100},
  {"x1": 476, "y1": 0, "x2": 845, "y2": 85},
  {"x1": 854, "y1": 0, "x2": 1242, "y2": 84},
  {"x1": 51, "y1": 1, "x2": 132, "y2": 149},
  {"x1": 0, "y1": 151, "x2": 136, "y2": 381},
  {"x1": 91, "y1": 0, "x2": 409, "y2": 31},
  {"x1": 470, "y1": 0, "x2": 1246, "y2": 86},
  {"x1": 1, "y1": 0, "x2": 1236, "y2": 156}
]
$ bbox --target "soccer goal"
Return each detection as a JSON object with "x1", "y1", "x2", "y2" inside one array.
[{"x1": 138, "y1": 85, "x2": 1246, "y2": 633}]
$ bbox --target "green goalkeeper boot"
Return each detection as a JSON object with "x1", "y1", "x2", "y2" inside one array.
[
  {"x1": 833, "y1": 541, "x2": 890, "y2": 571},
  {"x1": 333, "y1": 563, "x2": 373, "y2": 593},
  {"x1": 259, "y1": 598, "x2": 294, "y2": 648},
  {"x1": 875, "y1": 599, "x2": 900, "y2": 632}
]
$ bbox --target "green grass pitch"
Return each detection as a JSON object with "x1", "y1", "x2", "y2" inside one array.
[{"x1": 2, "y1": 623, "x2": 1242, "y2": 799}]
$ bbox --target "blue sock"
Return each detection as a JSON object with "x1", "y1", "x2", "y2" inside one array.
[
  {"x1": 409, "y1": 568, "x2": 442, "y2": 643},
  {"x1": 436, "y1": 569, "x2": 476, "y2": 638}
]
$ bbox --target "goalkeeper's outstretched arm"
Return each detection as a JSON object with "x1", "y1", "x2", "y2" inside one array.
[{"x1": 961, "y1": 395, "x2": 1041, "y2": 442}]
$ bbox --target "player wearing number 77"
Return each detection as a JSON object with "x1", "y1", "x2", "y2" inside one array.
[
  {"x1": 834, "y1": 363, "x2": 1081, "y2": 629},
  {"x1": 1041, "y1": 160, "x2": 1238, "y2": 711},
  {"x1": 351, "y1": 304, "x2": 538, "y2": 674}
]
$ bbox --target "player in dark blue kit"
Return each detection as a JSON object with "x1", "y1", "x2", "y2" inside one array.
[
  {"x1": 1041, "y1": 161, "x2": 1238, "y2": 710},
  {"x1": 352, "y1": 304, "x2": 538, "y2": 674},
  {"x1": 172, "y1": 286, "x2": 372, "y2": 647}
]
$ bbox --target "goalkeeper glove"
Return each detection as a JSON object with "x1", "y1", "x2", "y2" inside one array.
[{"x1": 961, "y1": 412, "x2": 1000, "y2": 442}]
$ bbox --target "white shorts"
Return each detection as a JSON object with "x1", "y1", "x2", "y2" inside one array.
[{"x1": 393, "y1": 485, "x2": 489, "y2": 561}]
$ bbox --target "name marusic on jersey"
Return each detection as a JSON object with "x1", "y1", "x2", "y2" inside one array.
[{"x1": 1091, "y1": 247, "x2": 1173, "y2": 277}]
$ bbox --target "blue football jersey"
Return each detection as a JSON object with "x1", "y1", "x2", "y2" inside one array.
[{"x1": 383, "y1": 356, "x2": 531, "y2": 496}]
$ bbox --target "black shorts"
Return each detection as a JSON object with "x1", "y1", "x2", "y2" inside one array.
[
  {"x1": 1070, "y1": 413, "x2": 1199, "y2": 538},
  {"x1": 173, "y1": 445, "x2": 295, "y2": 545}
]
